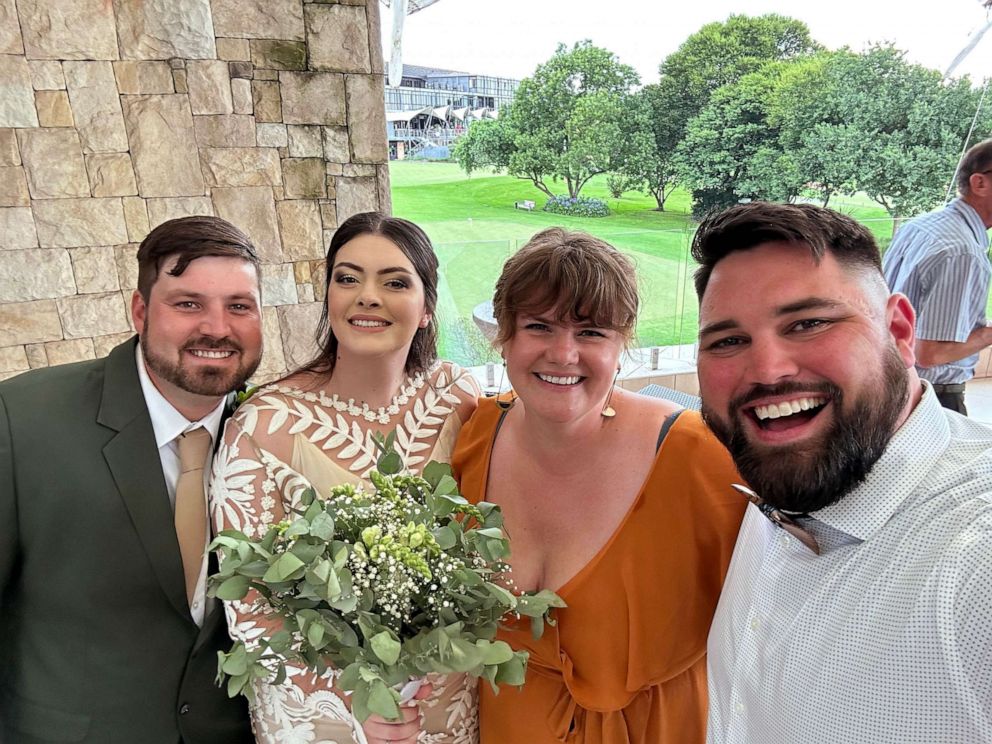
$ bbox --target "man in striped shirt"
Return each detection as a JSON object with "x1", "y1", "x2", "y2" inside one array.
[{"x1": 882, "y1": 139, "x2": 992, "y2": 414}]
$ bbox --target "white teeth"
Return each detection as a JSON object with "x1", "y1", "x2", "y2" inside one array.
[
  {"x1": 351, "y1": 319, "x2": 389, "y2": 327},
  {"x1": 753, "y1": 397, "x2": 825, "y2": 421},
  {"x1": 537, "y1": 374, "x2": 581, "y2": 385},
  {"x1": 190, "y1": 349, "x2": 233, "y2": 359}
]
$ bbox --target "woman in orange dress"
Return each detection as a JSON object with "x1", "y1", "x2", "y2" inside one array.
[{"x1": 451, "y1": 228, "x2": 746, "y2": 744}]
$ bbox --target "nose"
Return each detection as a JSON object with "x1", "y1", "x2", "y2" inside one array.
[
  {"x1": 357, "y1": 284, "x2": 381, "y2": 307},
  {"x1": 546, "y1": 332, "x2": 579, "y2": 365},
  {"x1": 198, "y1": 304, "x2": 232, "y2": 338},
  {"x1": 746, "y1": 335, "x2": 799, "y2": 385}
]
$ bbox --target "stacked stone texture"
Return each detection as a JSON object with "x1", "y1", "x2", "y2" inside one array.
[{"x1": 0, "y1": 0, "x2": 390, "y2": 381}]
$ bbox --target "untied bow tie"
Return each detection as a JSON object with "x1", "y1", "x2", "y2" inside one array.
[{"x1": 731, "y1": 483, "x2": 821, "y2": 555}]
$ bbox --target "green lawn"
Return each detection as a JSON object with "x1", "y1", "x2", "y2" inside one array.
[{"x1": 389, "y1": 161, "x2": 898, "y2": 365}]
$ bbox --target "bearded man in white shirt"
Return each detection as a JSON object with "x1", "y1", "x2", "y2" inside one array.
[{"x1": 693, "y1": 201, "x2": 992, "y2": 744}]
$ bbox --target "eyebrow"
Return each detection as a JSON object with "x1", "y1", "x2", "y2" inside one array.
[
  {"x1": 333, "y1": 261, "x2": 414, "y2": 276},
  {"x1": 523, "y1": 313, "x2": 606, "y2": 329},
  {"x1": 161, "y1": 290, "x2": 257, "y2": 301},
  {"x1": 699, "y1": 297, "x2": 846, "y2": 338}
]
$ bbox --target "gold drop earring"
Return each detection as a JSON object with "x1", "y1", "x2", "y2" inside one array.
[
  {"x1": 495, "y1": 353, "x2": 515, "y2": 411},
  {"x1": 601, "y1": 369, "x2": 619, "y2": 418}
]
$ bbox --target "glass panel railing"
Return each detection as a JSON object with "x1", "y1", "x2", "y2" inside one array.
[{"x1": 434, "y1": 230, "x2": 700, "y2": 368}]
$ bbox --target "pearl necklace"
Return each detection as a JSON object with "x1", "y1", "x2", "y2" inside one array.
[{"x1": 314, "y1": 365, "x2": 436, "y2": 425}]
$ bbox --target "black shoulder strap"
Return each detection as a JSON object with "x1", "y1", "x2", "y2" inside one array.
[{"x1": 656, "y1": 409, "x2": 685, "y2": 452}]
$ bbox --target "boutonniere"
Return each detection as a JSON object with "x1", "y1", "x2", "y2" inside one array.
[{"x1": 234, "y1": 384, "x2": 259, "y2": 409}]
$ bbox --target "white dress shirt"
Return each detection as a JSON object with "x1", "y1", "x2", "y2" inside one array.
[
  {"x1": 136, "y1": 345, "x2": 225, "y2": 627},
  {"x1": 707, "y1": 383, "x2": 992, "y2": 744}
]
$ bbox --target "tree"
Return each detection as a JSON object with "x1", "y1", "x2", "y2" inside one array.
[
  {"x1": 779, "y1": 45, "x2": 992, "y2": 218},
  {"x1": 614, "y1": 83, "x2": 684, "y2": 210},
  {"x1": 655, "y1": 14, "x2": 820, "y2": 214},
  {"x1": 453, "y1": 41, "x2": 640, "y2": 199},
  {"x1": 674, "y1": 63, "x2": 804, "y2": 217}
]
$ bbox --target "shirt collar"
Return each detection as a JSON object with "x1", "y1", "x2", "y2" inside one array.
[
  {"x1": 135, "y1": 344, "x2": 226, "y2": 449},
  {"x1": 947, "y1": 197, "x2": 988, "y2": 246},
  {"x1": 811, "y1": 382, "x2": 949, "y2": 542}
]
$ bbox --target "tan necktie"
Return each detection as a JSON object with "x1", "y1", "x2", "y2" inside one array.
[{"x1": 175, "y1": 427, "x2": 212, "y2": 608}]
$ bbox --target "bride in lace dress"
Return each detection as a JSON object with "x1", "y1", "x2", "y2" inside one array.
[{"x1": 210, "y1": 212, "x2": 480, "y2": 744}]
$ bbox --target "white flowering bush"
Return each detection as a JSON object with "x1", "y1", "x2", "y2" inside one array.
[{"x1": 208, "y1": 436, "x2": 564, "y2": 722}]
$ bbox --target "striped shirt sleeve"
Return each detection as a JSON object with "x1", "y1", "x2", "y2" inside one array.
[{"x1": 913, "y1": 253, "x2": 989, "y2": 343}]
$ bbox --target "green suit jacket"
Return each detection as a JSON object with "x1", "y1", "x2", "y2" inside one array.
[{"x1": 0, "y1": 339, "x2": 252, "y2": 743}]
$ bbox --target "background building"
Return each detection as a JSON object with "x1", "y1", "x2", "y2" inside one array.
[{"x1": 385, "y1": 63, "x2": 518, "y2": 159}]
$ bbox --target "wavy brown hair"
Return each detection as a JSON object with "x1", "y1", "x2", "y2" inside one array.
[{"x1": 493, "y1": 227, "x2": 638, "y2": 346}]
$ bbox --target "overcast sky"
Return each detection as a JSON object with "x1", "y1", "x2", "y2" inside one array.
[{"x1": 380, "y1": 0, "x2": 992, "y2": 85}]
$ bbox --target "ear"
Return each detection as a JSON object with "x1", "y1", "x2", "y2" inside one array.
[
  {"x1": 969, "y1": 171, "x2": 992, "y2": 197},
  {"x1": 419, "y1": 313, "x2": 432, "y2": 329},
  {"x1": 131, "y1": 290, "x2": 147, "y2": 335},
  {"x1": 885, "y1": 292, "x2": 916, "y2": 368}
]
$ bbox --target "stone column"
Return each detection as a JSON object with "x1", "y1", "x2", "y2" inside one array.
[{"x1": 0, "y1": 0, "x2": 389, "y2": 381}]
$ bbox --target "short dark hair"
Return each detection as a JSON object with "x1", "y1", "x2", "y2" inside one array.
[
  {"x1": 956, "y1": 138, "x2": 992, "y2": 195},
  {"x1": 302, "y1": 212, "x2": 439, "y2": 377},
  {"x1": 136, "y1": 216, "x2": 260, "y2": 300},
  {"x1": 691, "y1": 202, "x2": 882, "y2": 299},
  {"x1": 493, "y1": 227, "x2": 638, "y2": 345}
]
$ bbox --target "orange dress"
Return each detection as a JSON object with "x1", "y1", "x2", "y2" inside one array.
[{"x1": 451, "y1": 400, "x2": 746, "y2": 744}]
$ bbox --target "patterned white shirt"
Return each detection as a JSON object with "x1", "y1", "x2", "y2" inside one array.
[{"x1": 707, "y1": 383, "x2": 992, "y2": 744}]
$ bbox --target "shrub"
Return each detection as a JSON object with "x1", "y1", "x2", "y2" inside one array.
[
  {"x1": 542, "y1": 195, "x2": 610, "y2": 218},
  {"x1": 606, "y1": 174, "x2": 637, "y2": 199}
]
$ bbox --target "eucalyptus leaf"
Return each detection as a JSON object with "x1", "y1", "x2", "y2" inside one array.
[
  {"x1": 367, "y1": 679, "x2": 401, "y2": 721},
  {"x1": 370, "y1": 630, "x2": 401, "y2": 665},
  {"x1": 378, "y1": 451, "x2": 403, "y2": 475},
  {"x1": 262, "y1": 552, "x2": 305, "y2": 583},
  {"x1": 432, "y1": 474, "x2": 459, "y2": 496},
  {"x1": 307, "y1": 622, "x2": 325, "y2": 648},
  {"x1": 494, "y1": 653, "x2": 527, "y2": 686},
  {"x1": 433, "y1": 524, "x2": 458, "y2": 550},
  {"x1": 477, "y1": 639, "x2": 515, "y2": 665},
  {"x1": 421, "y1": 460, "x2": 450, "y2": 488},
  {"x1": 215, "y1": 574, "x2": 251, "y2": 601},
  {"x1": 283, "y1": 519, "x2": 310, "y2": 539},
  {"x1": 309, "y1": 512, "x2": 335, "y2": 541}
]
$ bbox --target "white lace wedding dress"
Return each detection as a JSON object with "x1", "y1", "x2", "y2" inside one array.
[{"x1": 210, "y1": 362, "x2": 480, "y2": 744}]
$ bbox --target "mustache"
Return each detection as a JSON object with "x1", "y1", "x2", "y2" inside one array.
[
  {"x1": 730, "y1": 381, "x2": 841, "y2": 410},
  {"x1": 181, "y1": 337, "x2": 242, "y2": 353}
]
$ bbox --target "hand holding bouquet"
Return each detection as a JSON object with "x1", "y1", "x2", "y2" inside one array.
[{"x1": 208, "y1": 438, "x2": 564, "y2": 722}]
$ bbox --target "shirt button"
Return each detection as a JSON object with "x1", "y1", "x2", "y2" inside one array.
[
  {"x1": 192, "y1": 601, "x2": 200, "y2": 610},
  {"x1": 750, "y1": 617, "x2": 760, "y2": 631},
  {"x1": 179, "y1": 703, "x2": 191, "y2": 715},
  {"x1": 735, "y1": 702, "x2": 745, "y2": 713},
  {"x1": 778, "y1": 532, "x2": 791, "y2": 547}
]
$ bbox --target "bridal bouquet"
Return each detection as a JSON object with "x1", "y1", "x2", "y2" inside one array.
[{"x1": 208, "y1": 437, "x2": 564, "y2": 722}]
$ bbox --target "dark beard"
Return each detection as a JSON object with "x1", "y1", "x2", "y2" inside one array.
[
  {"x1": 701, "y1": 346, "x2": 909, "y2": 514},
  {"x1": 141, "y1": 324, "x2": 260, "y2": 398}
]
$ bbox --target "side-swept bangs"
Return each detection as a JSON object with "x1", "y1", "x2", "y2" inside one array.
[{"x1": 493, "y1": 228, "x2": 638, "y2": 346}]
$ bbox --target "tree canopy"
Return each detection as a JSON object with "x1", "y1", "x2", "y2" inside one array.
[
  {"x1": 454, "y1": 16, "x2": 992, "y2": 221},
  {"x1": 454, "y1": 41, "x2": 640, "y2": 199}
]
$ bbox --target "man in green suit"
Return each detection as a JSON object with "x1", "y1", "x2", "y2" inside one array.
[{"x1": 0, "y1": 216, "x2": 264, "y2": 742}]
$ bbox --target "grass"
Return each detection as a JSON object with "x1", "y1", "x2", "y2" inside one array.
[{"x1": 389, "y1": 161, "x2": 898, "y2": 365}]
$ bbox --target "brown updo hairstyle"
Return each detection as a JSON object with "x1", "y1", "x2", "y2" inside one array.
[
  {"x1": 299, "y1": 211, "x2": 439, "y2": 377},
  {"x1": 492, "y1": 227, "x2": 638, "y2": 346}
]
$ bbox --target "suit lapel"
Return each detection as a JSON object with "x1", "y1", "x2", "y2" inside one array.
[{"x1": 98, "y1": 340, "x2": 191, "y2": 623}]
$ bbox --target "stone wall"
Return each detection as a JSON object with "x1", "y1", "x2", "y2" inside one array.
[{"x1": 0, "y1": 0, "x2": 390, "y2": 382}]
